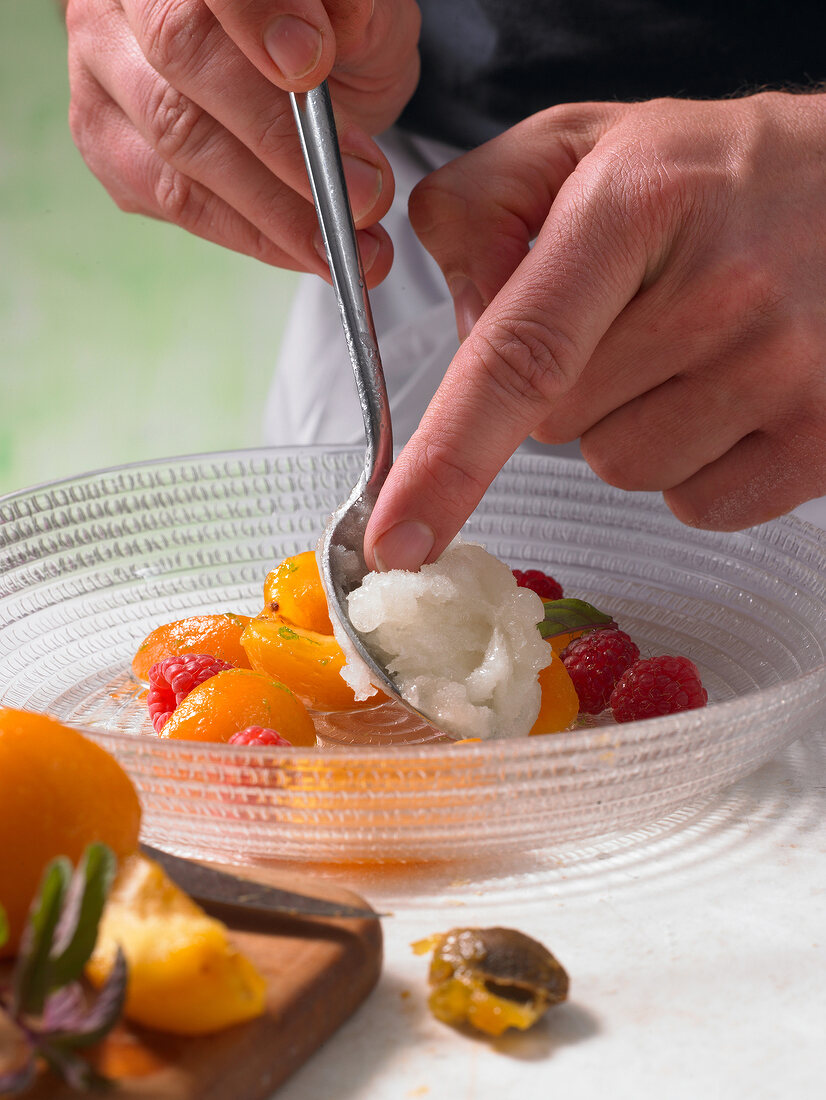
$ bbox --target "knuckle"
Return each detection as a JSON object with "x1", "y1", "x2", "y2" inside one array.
[
  {"x1": 406, "y1": 439, "x2": 490, "y2": 513},
  {"x1": 139, "y1": 0, "x2": 209, "y2": 80},
  {"x1": 153, "y1": 161, "x2": 202, "y2": 225},
  {"x1": 147, "y1": 83, "x2": 209, "y2": 164},
  {"x1": 473, "y1": 316, "x2": 579, "y2": 411},
  {"x1": 254, "y1": 110, "x2": 296, "y2": 165}
]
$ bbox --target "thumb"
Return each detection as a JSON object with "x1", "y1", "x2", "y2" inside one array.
[
  {"x1": 408, "y1": 104, "x2": 616, "y2": 339},
  {"x1": 365, "y1": 119, "x2": 653, "y2": 571}
]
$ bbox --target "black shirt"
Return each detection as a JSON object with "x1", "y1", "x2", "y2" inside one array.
[{"x1": 399, "y1": 0, "x2": 826, "y2": 148}]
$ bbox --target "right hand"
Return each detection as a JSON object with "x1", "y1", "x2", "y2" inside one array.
[{"x1": 65, "y1": 0, "x2": 421, "y2": 284}]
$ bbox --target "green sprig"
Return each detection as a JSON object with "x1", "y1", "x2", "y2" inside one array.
[{"x1": 0, "y1": 843, "x2": 128, "y2": 1094}]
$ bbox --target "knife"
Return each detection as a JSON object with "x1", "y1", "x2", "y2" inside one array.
[{"x1": 141, "y1": 844, "x2": 387, "y2": 921}]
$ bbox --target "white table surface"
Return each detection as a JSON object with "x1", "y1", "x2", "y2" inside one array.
[
  {"x1": 271, "y1": 500, "x2": 826, "y2": 1100},
  {"x1": 272, "y1": 725, "x2": 826, "y2": 1100}
]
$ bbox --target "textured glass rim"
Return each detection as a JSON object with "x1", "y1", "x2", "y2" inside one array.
[{"x1": 2, "y1": 443, "x2": 824, "y2": 766}]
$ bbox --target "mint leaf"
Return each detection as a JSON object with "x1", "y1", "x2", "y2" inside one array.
[
  {"x1": 538, "y1": 598, "x2": 615, "y2": 640},
  {"x1": 50, "y1": 844, "x2": 116, "y2": 989},
  {"x1": 0, "y1": 845, "x2": 127, "y2": 1094},
  {"x1": 12, "y1": 857, "x2": 72, "y2": 1016}
]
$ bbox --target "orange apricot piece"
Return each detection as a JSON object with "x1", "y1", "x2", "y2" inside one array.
[
  {"x1": 242, "y1": 616, "x2": 385, "y2": 712},
  {"x1": 132, "y1": 613, "x2": 252, "y2": 681},
  {"x1": 262, "y1": 550, "x2": 333, "y2": 634},
  {"x1": 159, "y1": 668, "x2": 316, "y2": 746},
  {"x1": 529, "y1": 650, "x2": 580, "y2": 735}
]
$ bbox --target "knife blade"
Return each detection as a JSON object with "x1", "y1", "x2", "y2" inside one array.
[{"x1": 140, "y1": 844, "x2": 387, "y2": 921}]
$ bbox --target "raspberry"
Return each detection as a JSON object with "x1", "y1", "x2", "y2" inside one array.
[
  {"x1": 512, "y1": 568, "x2": 563, "y2": 601},
  {"x1": 561, "y1": 628, "x2": 640, "y2": 714},
  {"x1": 228, "y1": 726, "x2": 293, "y2": 747},
  {"x1": 147, "y1": 654, "x2": 233, "y2": 732},
  {"x1": 609, "y1": 655, "x2": 708, "y2": 722}
]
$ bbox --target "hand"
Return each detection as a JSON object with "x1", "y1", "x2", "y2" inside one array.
[
  {"x1": 364, "y1": 92, "x2": 826, "y2": 570},
  {"x1": 65, "y1": 0, "x2": 421, "y2": 283}
]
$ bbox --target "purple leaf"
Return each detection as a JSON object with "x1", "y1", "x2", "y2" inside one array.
[
  {"x1": 41, "y1": 981, "x2": 86, "y2": 1033},
  {"x1": 40, "y1": 948, "x2": 128, "y2": 1050}
]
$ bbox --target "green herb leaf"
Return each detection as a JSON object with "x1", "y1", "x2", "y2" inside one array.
[
  {"x1": 0, "y1": 844, "x2": 127, "y2": 1094},
  {"x1": 538, "y1": 598, "x2": 615, "y2": 640},
  {"x1": 12, "y1": 857, "x2": 72, "y2": 1017},
  {"x1": 50, "y1": 844, "x2": 117, "y2": 990},
  {"x1": 0, "y1": 904, "x2": 8, "y2": 950}
]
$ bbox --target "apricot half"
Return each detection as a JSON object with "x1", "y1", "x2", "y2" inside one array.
[
  {"x1": 159, "y1": 668, "x2": 316, "y2": 746},
  {"x1": 132, "y1": 613, "x2": 252, "y2": 681},
  {"x1": 262, "y1": 550, "x2": 333, "y2": 634},
  {"x1": 242, "y1": 616, "x2": 384, "y2": 712},
  {"x1": 529, "y1": 649, "x2": 580, "y2": 735}
]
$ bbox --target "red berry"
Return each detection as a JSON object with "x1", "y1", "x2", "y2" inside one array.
[
  {"x1": 228, "y1": 726, "x2": 293, "y2": 747},
  {"x1": 512, "y1": 568, "x2": 563, "y2": 601},
  {"x1": 561, "y1": 628, "x2": 640, "y2": 714},
  {"x1": 147, "y1": 654, "x2": 233, "y2": 732},
  {"x1": 610, "y1": 655, "x2": 708, "y2": 723}
]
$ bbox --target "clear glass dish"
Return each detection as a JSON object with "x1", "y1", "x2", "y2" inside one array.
[{"x1": 0, "y1": 447, "x2": 823, "y2": 865}]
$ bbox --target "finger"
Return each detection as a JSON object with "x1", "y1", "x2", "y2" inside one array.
[
  {"x1": 208, "y1": 0, "x2": 421, "y2": 132},
  {"x1": 664, "y1": 428, "x2": 826, "y2": 530},
  {"x1": 327, "y1": 1, "x2": 422, "y2": 132},
  {"x1": 365, "y1": 147, "x2": 658, "y2": 571},
  {"x1": 577, "y1": 357, "x2": 768, "y2": 493},
  {"x1": 204, "y1": 0, "x2": 353, "y2": 89},
  {"x1": 82, "y1": 5, "x2": 392, "y2": 279},
  {"x1": 408, "y1": 104, "x2": 621, "y2": 339},
  {"x1": 70, "y1": 69, "x2": 304, "y2": 267},
  {"x1": 533, "y1": 244, "x2": 783, "y2": 445},
  {"x1": 70, "y1": 60, "x2": 393, "y2": 281},
  {"x1": 121, "y1": 0, "x2": 393, "y2": 226}
]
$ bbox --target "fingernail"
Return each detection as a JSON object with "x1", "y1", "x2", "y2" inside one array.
[
  {"x1": 312, "y1": 228, "x2": 329, "y2": 269},
  {"x1": 313, "y1": 227, "x2": 381, "y2": 272},
  {"x1": 357, "y1": 227, "x2": 382, "y2": 271},
  {"x1": 373, "y1": 522, "x2": 435, "y2": 572},
  {"x1": 342, "y1": 154, "x2": 383, "y2": 220},
  {"x1": 450, "y1": 277, "x2": 484, "y2": 341},
  {"x1": 264, "y1": 15, "x2": 322, "y2": 80}
]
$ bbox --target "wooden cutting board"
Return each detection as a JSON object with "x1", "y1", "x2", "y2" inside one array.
[{"x1": 0, "y1": 864, "x2": 383, "y2": 1099}]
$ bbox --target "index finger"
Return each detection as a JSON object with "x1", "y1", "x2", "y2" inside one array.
[{"x1": 364, "y1": 151, "x2": 651, "y2": 571}]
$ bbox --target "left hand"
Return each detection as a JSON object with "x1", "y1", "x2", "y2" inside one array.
[{"x1": 365, "y1": 92, "x2": 826, "y2": 571}]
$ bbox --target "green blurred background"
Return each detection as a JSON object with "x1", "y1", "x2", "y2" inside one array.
[{"x1": 0, "y1": 0, "x2": 298, "y2": 498}]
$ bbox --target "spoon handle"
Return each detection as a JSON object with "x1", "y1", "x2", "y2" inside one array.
[{"x1": 289, "y1": 83, "x2": 393, "y2": 495}]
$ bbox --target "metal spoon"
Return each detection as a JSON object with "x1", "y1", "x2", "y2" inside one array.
[{"x1": 289, "y1": 83, "x2": 429, "y2": 720}]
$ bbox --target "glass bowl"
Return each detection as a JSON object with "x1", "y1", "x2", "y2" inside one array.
[{"x1": 0, "y1": 447, "x2": 823, "y2": 865}]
